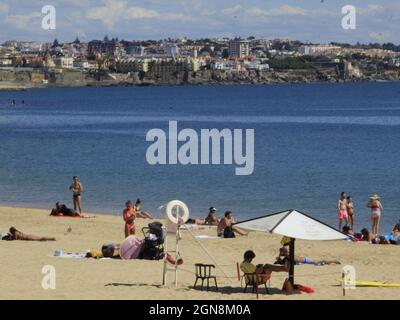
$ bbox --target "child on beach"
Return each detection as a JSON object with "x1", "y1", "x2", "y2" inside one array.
[
  {"x1": 123, "y1": 200, "x2": 153, "y2": 238},
  {"x1": 337, "y1": 192, "x2": 349, "y2": 231}
]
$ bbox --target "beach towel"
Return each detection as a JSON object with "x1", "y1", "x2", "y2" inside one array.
[
  {"x1": 49, "y1": 215, "x2": 94, "y2": 219},
  {"x1": 53, "y1": 250, "x2": 87, "y2": 259},
  {"x1": 120, "y1": 235, "x2": 144, "y2": 260},
  {"x1": 50, "y1": 215, "x2": 84, "y2": 219},
  {"x1": 194, "y1": 235, "x2": 220, "y2": 239}
]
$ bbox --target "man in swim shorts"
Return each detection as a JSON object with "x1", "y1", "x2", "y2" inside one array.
[{"x1": 337, "y1": 192, "x2": 349, "y2": 231}]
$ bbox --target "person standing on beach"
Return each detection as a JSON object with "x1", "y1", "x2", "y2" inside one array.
[
  {"x1": 69, "y1": 176, "x2": 84, "y2": 214},
  {"x1": 367, "y1": 194, "x2": 383, "y2": 235},
  {"x1": 123, "y1": 200, "x2": 152, "y2": 238},
  {"x1": 337, "y1": 192, "x2": 349, "y2": 231},
  {"x1": 346, "y1": 196, "x2": 355, "y2": 230}
]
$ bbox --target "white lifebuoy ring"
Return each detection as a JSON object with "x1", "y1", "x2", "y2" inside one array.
[{"x1": 166, "y1": 200, "x2": 189, "y2": 224}]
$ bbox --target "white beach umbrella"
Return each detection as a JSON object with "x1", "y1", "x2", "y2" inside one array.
[{"x1": 234, "y1": 209, "x2": 347, "y2": 286}]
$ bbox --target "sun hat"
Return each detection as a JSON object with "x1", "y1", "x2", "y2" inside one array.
[{"x1": 369, "y1": 194, "x2": 380, "y2": 200}]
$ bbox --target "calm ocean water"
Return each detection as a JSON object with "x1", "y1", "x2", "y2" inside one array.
[{"x1": 1, "y1": 83, "x2": 400, "y2": 233}]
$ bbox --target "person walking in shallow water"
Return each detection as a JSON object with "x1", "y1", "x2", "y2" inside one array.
[
  {"x1": 69, "y1": 176, "x2": 84, "y2": 214},
  {"x1": 337, "y1": 192, "x2": 349, "y2": 231},
  {"x1": 367, "y1": 194, "x2": 383, "y2": 235}
]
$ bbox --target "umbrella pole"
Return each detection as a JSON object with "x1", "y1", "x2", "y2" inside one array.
[{"x1": 289, "y1": 238, "x2": 295, "y2": 286}]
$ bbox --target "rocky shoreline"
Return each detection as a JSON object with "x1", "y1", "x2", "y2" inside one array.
[{"x1": 0, "y1": 68, "x2": 399, "y2": 91}]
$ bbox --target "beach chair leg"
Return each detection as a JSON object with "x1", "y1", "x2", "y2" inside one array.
[
  {"x1": 264, "y1": 283, "x2": 270, "y2": 294},
  {"x1": 243, "y1": 284, "x2": 248, "y2": 293},
  {"x1": 194, "y1": 277, "x2": 198, "y2": 289},
  {"x1": 207, "y1": 278, "x2": 209, "y2": 291},
  {"x1": 201, "y1": 279, "x2": 204, "y2": 290},
  {"x1": 214, "y1": 278, "x2": 218, "y2": 291},
  {"x1": 256, "y1": 284, "x2": 259, "y2": 299}
]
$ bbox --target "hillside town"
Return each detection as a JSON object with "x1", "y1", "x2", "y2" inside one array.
[{"x1": 1, "y1": 36, "x2": 400, "y2": 90}]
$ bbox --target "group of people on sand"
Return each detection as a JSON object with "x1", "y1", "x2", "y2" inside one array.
[
  {"x1": 50, "y1": 176, "x2": 84, "y2": 217},
  {"x1": 240, "y1": 246, "x2": 340, "y2": 288},
  {"x1": 122, "y1": 203, "x2": 249, "y2": 239},
  {"x1": 337, "y1": 192, "x2": 400, "y2": 245},
  {"x1": 2, "y1": 176, "x2": 85, "y2": 241},
  {"x1": 342, "y1": 222, "x2": 400, "y2": 245},
  {"x1": 186, "y1": 207, "x2": 248, "y2": 238},
  {"x1": 338, "y1": 192, "x2": 386, "y2": 235}
]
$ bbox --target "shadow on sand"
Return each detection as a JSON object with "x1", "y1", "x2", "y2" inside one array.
[{"x1": 104, "y1": 283, "x2": 301, "y2": 296}]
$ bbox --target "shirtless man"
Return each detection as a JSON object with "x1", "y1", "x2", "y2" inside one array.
[
  {"x1": 337, "y1": 192, "x2": 349, "y2": 231},
  {"x1": 217, "y1": 211, "x2": 248, "y2": 237},
  {"x1": 69, "y1": 176, "x2": 84, "y2": 214},
  {"x1": 7, "y1": 227, "x2": 56, "y2": 241}
]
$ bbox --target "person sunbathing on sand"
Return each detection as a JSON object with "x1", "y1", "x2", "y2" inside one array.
[
  {"x1": 50, "y1": 202, "x2": 79, "y2": 217},
  {"x1": 361, "y1": 228, "x2": 375, "y2": 242},
  {"x1": 274, "y1": 247, "x2": 340, "y2": 266},
  {"x1": 134, "y1": 199, "x2": 153, "y2": 219},
  {"x1": 217, "y1": 211, "x2": 248, "y2": 238},
  {"x1": 240, "y1": 250, "x2": 289, "y2": 283},
  {"x1": 185, "y1": 207, "x2": 220, "y2": 225},
  {"x1": 4, "y1": 227, "x2": 56, "y2": 241}
]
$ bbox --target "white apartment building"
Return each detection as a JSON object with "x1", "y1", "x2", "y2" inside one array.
[{"x1": 298, "y1": 45, "x2": 341, "y2": 56}]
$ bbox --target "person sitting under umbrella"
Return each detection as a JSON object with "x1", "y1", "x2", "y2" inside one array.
[{"x1": 240, "y1": 250, "x2": 289, "y2": 284}]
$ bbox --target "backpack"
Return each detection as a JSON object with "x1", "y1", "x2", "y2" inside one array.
[
  {"x1": 148, "y1": 221, "x2": 164, "y2": 240},
  {"x1": 141, "y1": 238, "x2": 164, "y2": 260}
]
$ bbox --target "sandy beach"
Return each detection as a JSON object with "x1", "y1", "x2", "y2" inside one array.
[{"x1": 0, "y1": 206, "x2": 399, "y2": 300}]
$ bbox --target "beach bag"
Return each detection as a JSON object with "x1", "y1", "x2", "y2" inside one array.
[
  {"x1": 2, "y1": 233, "x2": 14, "y2": 241},
  {"x1": 223, "y1": 227, "x2": 236, "y2": 238}
]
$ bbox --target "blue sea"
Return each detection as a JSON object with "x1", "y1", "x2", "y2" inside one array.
[{"x1": 1, "y1": 83, "x2": 400, "y2": 233}]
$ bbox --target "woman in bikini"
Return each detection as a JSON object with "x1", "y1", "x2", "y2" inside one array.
[
  {"x1": 346, "y1": 196, "x2": 355, "y2": 231},
  {"x1": 367, "y1": 194, "x2": 383, "y2": 235},
  {"x1": 123, "y1": 200, "x2": 152, "y2": 238},
  {"x1": 7, "y1": 227, "x2": 55, "y2": 241}
]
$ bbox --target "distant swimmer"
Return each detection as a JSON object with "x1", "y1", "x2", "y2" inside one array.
[
  {"x1": 11, "y1": 99, "x2": 16, "y2": 107},
  {"x1": 22, "y1": 100, "x2": 25, "y2": 105}
]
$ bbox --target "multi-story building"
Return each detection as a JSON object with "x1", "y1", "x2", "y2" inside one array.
[
  {"x1": 53, "y1": 56, "x2": 74, "y2": 69},
  {"x1": 298, "y1": 45, "x2": 341, "y2": 57},
  {"x1": 228, "y1": 38, "x2": 250, "y2": 58},
  {"x1": 165, "y1": 44, "x2": 180, "y2": 57},
  {"x1": 126, "y1": 46, "x2": 145, "y2": 57},
  {"x1": 88, "y1": 38, "x2": 121, "y2": 57}
]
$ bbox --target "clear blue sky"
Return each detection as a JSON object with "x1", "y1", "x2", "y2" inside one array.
[{"x1": 0, "y1": 0, "x2": 399, "y2": 44}]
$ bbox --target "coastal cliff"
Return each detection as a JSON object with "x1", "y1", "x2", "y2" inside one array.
[{"x1": 0, "y1": 67, "x2": 399, "y2": 91}]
